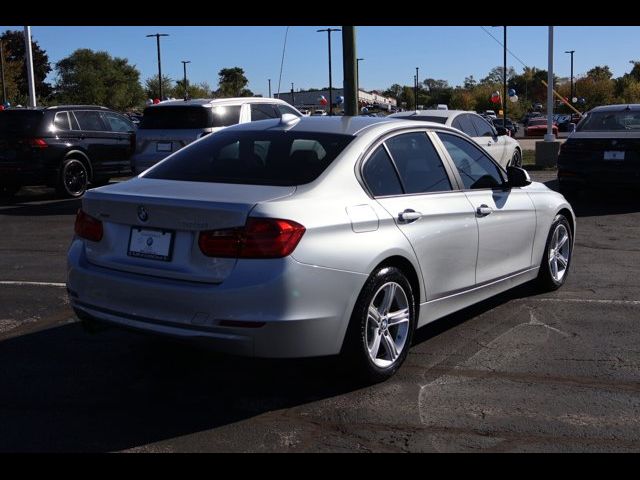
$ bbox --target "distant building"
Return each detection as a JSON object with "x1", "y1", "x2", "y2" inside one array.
[{"x1": 274, "y1": 88, "x2": 397, "y2": 112}]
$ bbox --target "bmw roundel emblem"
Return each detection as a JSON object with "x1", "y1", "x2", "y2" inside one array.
[
  {"x1": 137, "y1": 205, "x2": 149, "y2": 222},
  {"x1": 146, "y1": 237, "x2": 154, "y2": 246}
]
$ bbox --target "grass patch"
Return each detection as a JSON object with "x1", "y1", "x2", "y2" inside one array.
[{"x1": 520, "y1": 149, "x2": 557, "y2": 171}]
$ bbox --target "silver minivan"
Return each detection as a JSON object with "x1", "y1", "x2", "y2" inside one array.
[{"x1": 131, "y1": 98, "x2": 302, "y2": 174}]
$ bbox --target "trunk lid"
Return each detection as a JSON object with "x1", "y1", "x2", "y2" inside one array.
[{"x1": 81, "y1": 177, "x2": 295, "y2": 283}]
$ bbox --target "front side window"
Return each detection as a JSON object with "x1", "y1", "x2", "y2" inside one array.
[
  {"x1": 385, "y1": 132, "x2": 452, "y2": 194},
  {"x1": 362, "y1": 146, "x2": 403, "y2": 197},
  {"x1": 437, "y1": 132, "x2": 504, "y2": 190},
  {"x1": 277, "y1": 104, "x2": 302, "y2": 117},
  {"x1": 251, "y1": 104, "x2": 279, "y2": 121},
  {"x1": 470, "y1": 115, "x2": 495, "y2": 137},
  {"x1": 102, "y1": 112, "x2": 134, "y2": 132},
  {"x1": 144, "y1": 130, "x2": 354, "y2": 186}
]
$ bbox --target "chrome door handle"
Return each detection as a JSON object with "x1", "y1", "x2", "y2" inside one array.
[
  {"x1": 398, "y1": 209, "x2": 422, "y2": 222},
  {"x1": 476, "y1": 204, "x2": 493, "y2": 217}
]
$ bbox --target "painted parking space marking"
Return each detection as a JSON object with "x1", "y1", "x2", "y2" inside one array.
[{"x1": 0, "y1": 281, "x2": 66, "y2": 287}]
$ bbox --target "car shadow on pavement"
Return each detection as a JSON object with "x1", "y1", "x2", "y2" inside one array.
[
  {"x1": 543, "y1": 178, "x2": 640, "y2": 217},
  {"x1": 0, "y1": 321, "x2": 367, "y2": 452},
  {"x1": 0, "y1": 281, "x2": 544, "y2": 452}
]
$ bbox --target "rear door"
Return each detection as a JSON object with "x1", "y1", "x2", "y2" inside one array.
[
  {"x1": 364, "y1": 130, "x2": 478, "y2": 300},
  {"x1": 435, "y1": 131, "x2": 536, "y2": 284}
]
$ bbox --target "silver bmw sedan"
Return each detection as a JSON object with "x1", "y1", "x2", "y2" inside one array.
[{"x1": 67, "y1": 115, "x2": 575, "y2": 382}]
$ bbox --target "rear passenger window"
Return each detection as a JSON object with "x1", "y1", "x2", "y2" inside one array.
[
  {"x1": 363, "y1": 146, "x2": 403, "y2": 197},
  {"x1": 74, "y1": 110, "x2": 106, "y2": 131},
  {"x1": 54, "y1": 112, "x2": 70, "y2": 131},
  {"x1": 251, "y1": 104, "x2": 279, "y2": 121},
  {"x1": 453, "y1": 114, "x2": 477, "y2": 137},
  {"x1": 385, "y1": 132, "x2": 452, "y2": 194}
]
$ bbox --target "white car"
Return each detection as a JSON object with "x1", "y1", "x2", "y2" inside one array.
[
  {"x1": 389, "y1": 110, "x2": 522, "y2": 169},
  {"x1": 68, "y1": 116, "x2": 574, "y2": 382}
]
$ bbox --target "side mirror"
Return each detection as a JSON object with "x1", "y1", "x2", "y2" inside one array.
[
  {"x1": 495, "y1": 126, "x2": 508, "y2": 136},
  {"x1": 506, "y1": 166, "x2": 531, "y2": 188}
]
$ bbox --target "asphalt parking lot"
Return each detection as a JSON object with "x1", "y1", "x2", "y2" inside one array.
[{"x1": 1, "y1": 172, "x2": 640, "y2": 452}]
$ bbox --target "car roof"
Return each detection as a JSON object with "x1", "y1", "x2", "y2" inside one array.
[
  {"x1": 44, "y1": 105, "x2": 110, "y2": 111},
  {"x1": 218, "y1": 115, "x2": 460, "y2": 137},
  {"x1": 588, "y1": 104, "x2": 640, "y2": 113},
  {"x1": 148, "y1": 97, "x2": 293, "y2": 108},
  {"x1": 389, "y1": 109, "x2": 469, "y2": 119}
]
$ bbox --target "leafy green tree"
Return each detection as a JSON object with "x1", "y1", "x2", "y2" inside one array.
[
  {"x1": 144, "y1": 75, "x2": 174, "y2": 100},
  {"x1": 586, "y1": 65, "x2": 613, "y2": 81},
  {"x1": 382, "y1": 83, "x2": 403, "y2": 99},
  {"x1": 1, "y1": 29, "x2": 52, "y2": 103},
  {"x1": 400, "y1": 86, "x2": 415, "y2": 110},
  {"x1": 173, "y1": 80, "x2": 212, "y2": 100},
  {"x1": 215, "y1": 67, "x2": 253, "y2": 97},
  {"x1": 463, "y1": 75, "x2": 477, "y2": 89},
  {"x1": 450, "y1": 89, "x2": 476, "y2": 111},
  {"x1": 480, "y1": 66, "x2": 516, "y2": 85},
  {"x1": 54, "y1": 49, "x2": 145, "y2": 111}
]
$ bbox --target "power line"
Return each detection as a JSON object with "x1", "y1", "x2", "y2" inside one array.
[
  {"x1": 479, "y1": 26, "x2": 529, "y2": 69},
  {"x1": 276, "y1": 26, "x2": 290, "y2": 99}
]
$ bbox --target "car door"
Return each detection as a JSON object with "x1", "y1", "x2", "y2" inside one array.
[
  {"x1": 434, "y1": 131, "x2": 536, "y2": 284},
  {"x1": 71, "y1": 110, "x2": 112, "y2": 175},
  {"x1": 468, "y1": 114, "x2": 507, "y2": 166},
  {"x1": 362, "y1": 130, "x2": 478, "y2": 300},
  {"x1": 100, "y1": 112, "x2": 136, "y2": 175}
]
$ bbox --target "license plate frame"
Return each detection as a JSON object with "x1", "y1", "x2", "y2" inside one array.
[
  {"x1": 156, "y1": 142, "x2": 172, "y2": 153},
  {"x1": 127, "y1": 227, "x2": 175, "y2": 262}
]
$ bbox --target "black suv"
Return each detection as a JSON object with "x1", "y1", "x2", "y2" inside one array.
[{"x1": 0, "y1": 105, "x2": 135, "y2": 198}]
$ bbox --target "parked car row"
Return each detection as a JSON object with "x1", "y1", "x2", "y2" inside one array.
[{"x1": 0, "y1": 98, "x2": 302, "y2": 198}]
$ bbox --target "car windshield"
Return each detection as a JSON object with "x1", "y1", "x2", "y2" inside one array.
[
  {"x1": 0, "y1": 110, "x2": 44, "y2": 136},
  {"x1": 577, "y1": 110, "x2": 640, "y2": 131},
  {"x1": 399, "y1": 116, "x2": 447, "y2": 124},
  {"x1": 140, "y1": 105, "x2": 241, "y2": 129},
  {"x1": 144, "y1": 130, "x2": 355, "y2": 186},
  {"x1": 529, "y1": 118, "x2": 549, "y2": 126}
]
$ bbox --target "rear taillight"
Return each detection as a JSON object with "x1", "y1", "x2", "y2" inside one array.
[
  {"x1": 75, "y1": 209, "x2": 103, "y2": 242},
  {"x1": 198, "y1": 218, "x2": 305, "y2": 259},
  {"x1": 28, "y1": 138, "x2": 48, "y2": 148}
]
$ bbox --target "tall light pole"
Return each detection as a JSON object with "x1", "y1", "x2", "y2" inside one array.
[
  {"x1": 413, "y1": 75, "x2": 417, "y2": 110},
  {"x1": 268, "y1": 78, "x2": 272, "y2": 98},
  {"x1": 565, "y1": 50, "x2": 575, "y2": 101},
  {"x1": 181, "y1": 60, "x2": 190, "y2": 100},
  {"x1": 146, "y1": 33, "x2": 169, "y2": 100},
  {"x1": 415, "y1": 67, "x2": 420, "y2": 110},
  {"x1": 0, "y1": 40, "x2": 6, "y2": 105},
  {"x1": 343, "y1": 28, "x2": 358, "y2": 116},
  {"x1": 317, "y1": 27, "x2": 341, "y2": 115},
  {"x1": 503, "y1": 26, "x2": 507, "y2": 129},
  {"x1": 545, "y1": 26, "x2": 555, "y2": 142},
  {"x1": 24, "y1": 26, "x2": 36, "y2": 107},
  {"x1": 356, "y1": 58, "x2": 364, "y2": 92},
  {"x1": 291, "y1": 82, "x2": 295, "y2": 106}
]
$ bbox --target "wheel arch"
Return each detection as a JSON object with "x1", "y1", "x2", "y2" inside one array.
[{"x1": 63, "y1": 149, "x2": 94, "y2": 180}]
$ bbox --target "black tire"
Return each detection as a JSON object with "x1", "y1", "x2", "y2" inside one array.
[
  {"x1": 510, "y1": 149, "x2": 522, "y2": 168},
  {"x1": 0, "y1": 184, "x2": 21, "y2": 198},
  {"x1": 56, "y1": 158, "x2": 89, "y2": 198},
  {"x1": 341, "y1": 266, "x2": 417, "y2": 383},
  {"x1": 536, "y1": 214, "x2": 573, "y2": 292}
]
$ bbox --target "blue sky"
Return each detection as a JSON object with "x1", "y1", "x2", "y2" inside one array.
[{"x1": 2, "y1": 26, "x2": 638, "y2": 96}]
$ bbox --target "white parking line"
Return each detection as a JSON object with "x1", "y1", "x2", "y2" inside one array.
[
  {"x1": 0, "y1": 281, "x2": 66, "y2": 288},
  {"x1": 533, "y1": 298, "x2": 640, "y2": 306}
]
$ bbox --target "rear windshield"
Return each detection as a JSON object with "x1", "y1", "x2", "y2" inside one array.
[
  {"x1": 577, "y1": 110, "x2": 640, "y2": 131},
  {"x1": 529, "y1": 119, "x2": 548, "y2": 126},
  {"x1": 139, "y1": 105, "x2": 241, "y2": 129},
  {"x1": 399, "y1": 116, "x2": 447, "y2": 124},
  {"x1": 144, "y1": 130, "x2": 355, "y2": 186},
  {"x1": 0, "y1": 110, "x2": 44, "y2": 135}
]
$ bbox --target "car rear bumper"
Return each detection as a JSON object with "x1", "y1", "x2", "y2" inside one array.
[
  {"x1": 558, "y1": 164, "x2": 640, "y2": 187},
  {"x1": 67, "y1": 239, "x2": 368, "y2": 358}
]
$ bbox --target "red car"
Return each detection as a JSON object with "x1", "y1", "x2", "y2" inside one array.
[{"x1": 525, "y1": 117, "x2": 558, "y2": 137}]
